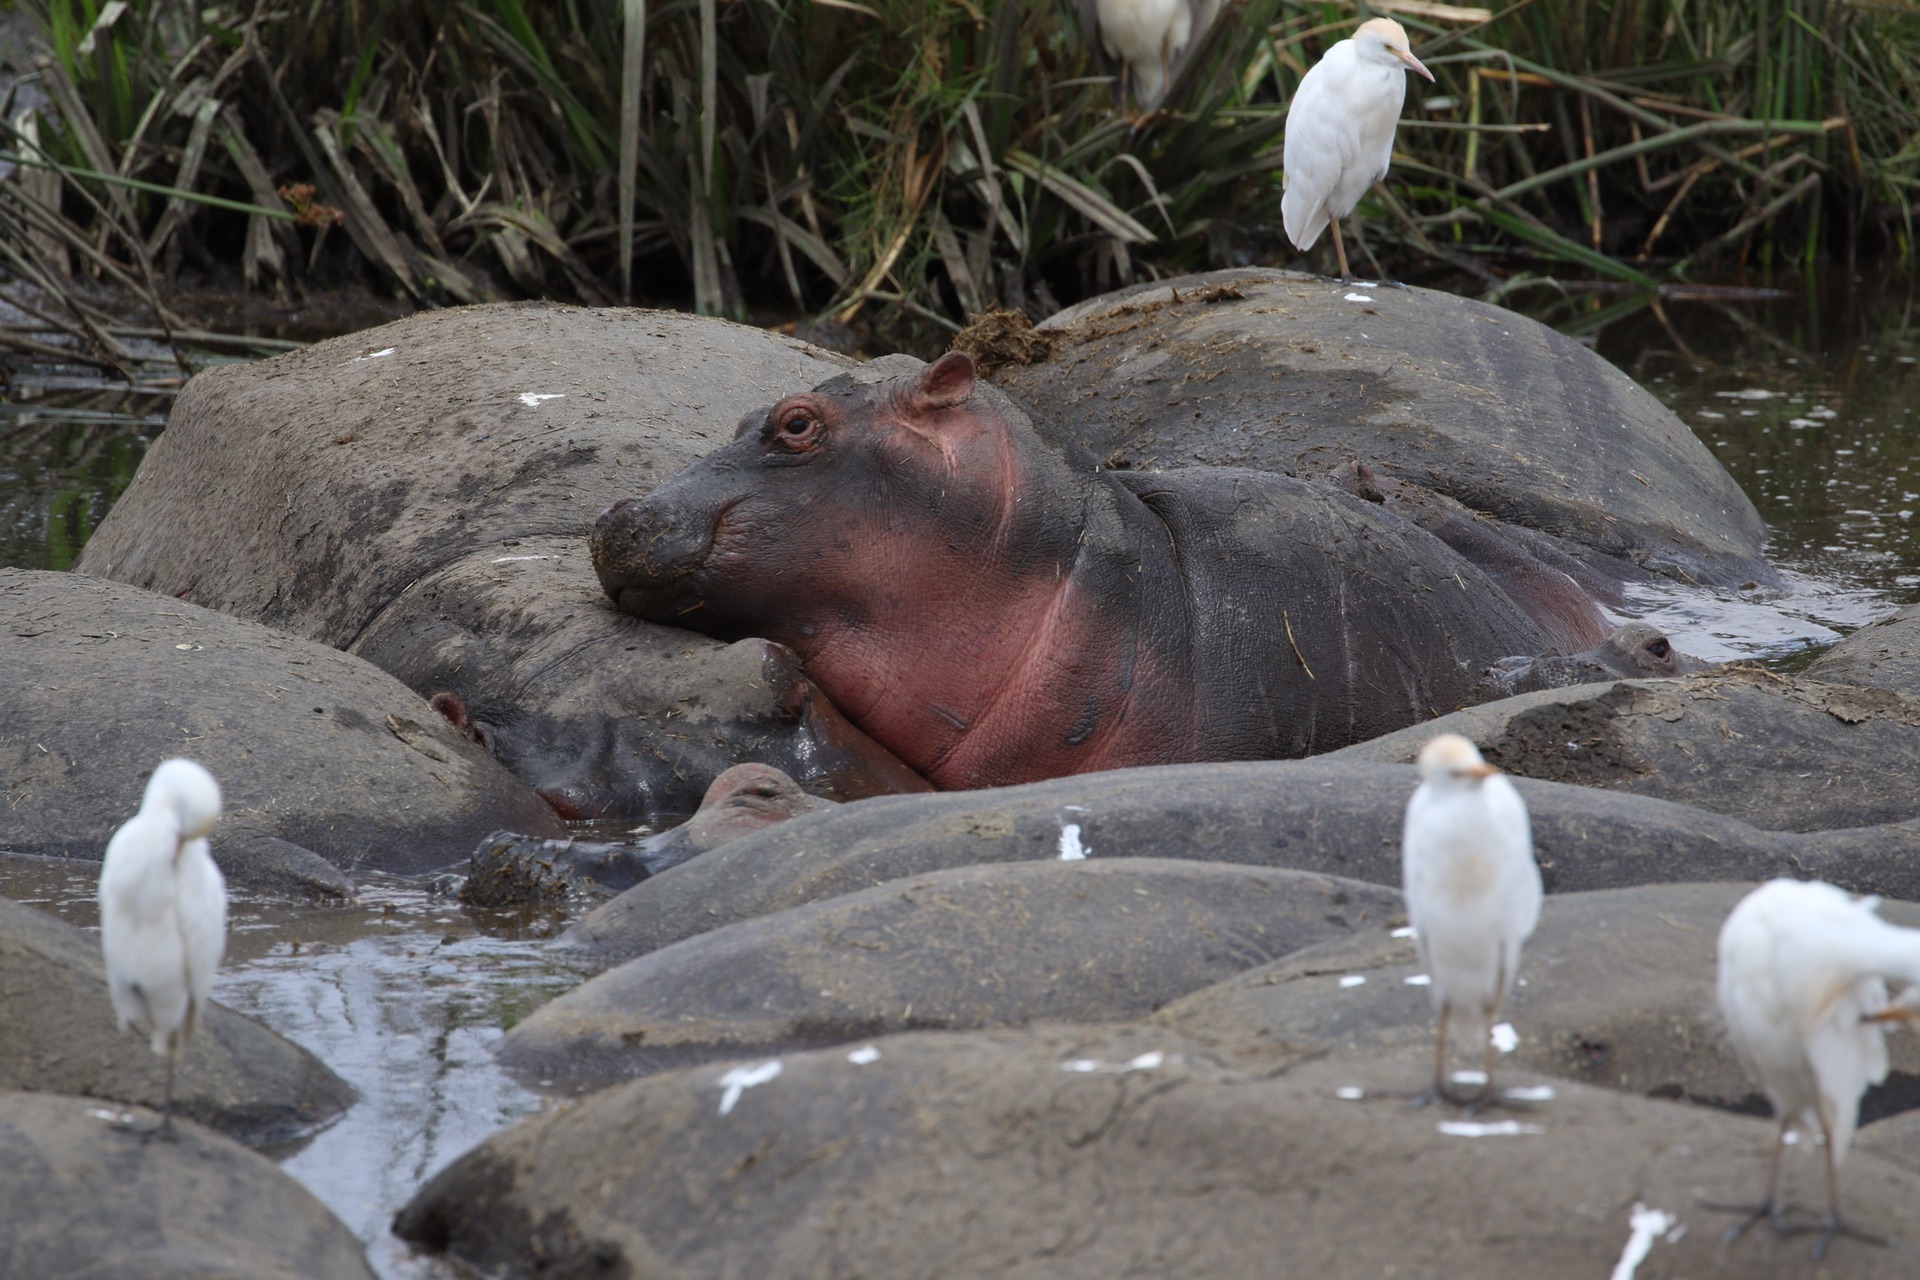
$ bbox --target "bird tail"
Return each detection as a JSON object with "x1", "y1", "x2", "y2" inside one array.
[{"x1": 1281, "y1": 185, "x2": 1326, "y2": 253}]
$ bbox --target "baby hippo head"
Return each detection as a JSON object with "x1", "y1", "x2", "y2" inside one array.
[{"x1": 591, "y1": 351, "x2": 1074, "y2": 645}]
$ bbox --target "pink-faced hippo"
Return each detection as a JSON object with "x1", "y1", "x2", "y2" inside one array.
[{"x1": 590, "y1": 353, "x2": 1581, "y2": 790}]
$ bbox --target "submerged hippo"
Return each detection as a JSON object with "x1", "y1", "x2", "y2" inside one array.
[
  {"x1": 459, "y1": 763, "x2": 831, "y2": 906},
  {"x1": 1479, "y1": 622, "x2": 1706, "y2": 698},
  {"x1": 592, "y1": 352, "x2": 1573, "y2": 789}
]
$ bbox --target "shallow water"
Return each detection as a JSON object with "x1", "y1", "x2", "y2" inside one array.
[
  {"x1": 2, "y1": 268, "x2": 1918, "y2": 1272},
  {"x1": 0, "y1": 856, "x2": 587, "y2": 1279}
]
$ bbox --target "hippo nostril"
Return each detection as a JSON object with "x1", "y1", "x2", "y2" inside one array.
[{"x1": 603, "y1": 496, "x2": 640, "y2": 519}]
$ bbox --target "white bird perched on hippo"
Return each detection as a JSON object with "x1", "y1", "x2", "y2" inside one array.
[
  {"x1": 97, "y1": 758, "x2": 228, "y2": 1139},
  {"x1": 590, "y1": 352, "x2": 1605, "y2": 791},
  {"x1": 1400, "y1": 733, "x2": 1541, "y2": 1107},
  {"x1": 1713, "y1": 878, "x2": 1920, "y2": 1259},
  {"x1": 1283, "y1": 17, "x2": 1434, "y2": 281}
]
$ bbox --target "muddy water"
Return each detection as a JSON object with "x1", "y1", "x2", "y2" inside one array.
[
  {"x1": 0, "y1": 855, "x2": 588, "y2": 1279},
  {"x1": 2, "y1": 269, "x2": 1917, "y2": 1273},
  {"x1": 1525, "y1": 269, "x2": 1920, "y2": 661}
]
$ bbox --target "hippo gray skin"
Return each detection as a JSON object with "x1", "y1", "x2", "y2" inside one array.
[
  {"x1": 1480, "y1": 622, "x2": 1707, "y2": 699},
  {"x1": 591, "y1": 353, "x2": 1579, "y2": 790}
]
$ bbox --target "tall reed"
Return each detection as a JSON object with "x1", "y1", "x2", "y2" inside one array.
[{"x1": 0, "y1": 0, "x2": 1914, "y2": 369}]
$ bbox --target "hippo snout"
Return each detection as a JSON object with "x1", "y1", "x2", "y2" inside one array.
[{"x1": 590, "y1": 489, "x2": 723, "y2": 619}]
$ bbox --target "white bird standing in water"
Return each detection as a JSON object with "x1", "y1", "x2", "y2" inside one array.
[
  {"x1": 1714, "y1": 878, "x2": 1920, "y2": 1259},
  {"x1": 1080, "y1": 0, "x2": 1221, "y2": 120},
  {"x1": 98, "y1": 758, "x2": 227, "y2": 1138},
  {"x1": 1401, "y1": 733, "x2": 1540, "y2": 1105},
  {"x1": 1282, "y1": 17, "x2": 1434, "y2": 281}
]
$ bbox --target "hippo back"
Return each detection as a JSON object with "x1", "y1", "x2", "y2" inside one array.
[{"x1": 1116, "y1": 467, "x2": 1550, "y2": 753}]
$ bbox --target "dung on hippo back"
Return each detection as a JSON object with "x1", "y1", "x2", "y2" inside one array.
[{"x1": 592, "y1": 352, "x2": 1580, "y2": 790}]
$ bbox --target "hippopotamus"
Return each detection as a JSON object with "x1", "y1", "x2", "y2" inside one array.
[
  {"x1": 984, "y1": 268, "x2": 1780, "y2": 593},
  {"x1": 1479, "y1": 622, "x2": 1706, "y2": 698},
  {"x1": 591, "y1": 352, "x2": 1575, "y2": 790},
  {"x1": 459, "y1": 763, "x2": 832, "y2": 906},
  {"x1": 73, "y1": 304, "x2": 929, "y2": 824}
]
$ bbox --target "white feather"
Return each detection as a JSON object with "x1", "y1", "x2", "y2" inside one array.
[
  {"x1": 1717, "y1": 879, "x2": 1920, "y2": 1169},
  {"x1": 98, "y1": 760, "x2": 227, "y2": 1064},
  {"x1": 1402, "y1": 735, "x2": 1541, "y2": 1052},
  {"x1": 1282, "y1": 19, "x2": 1431, "y2": 252}
]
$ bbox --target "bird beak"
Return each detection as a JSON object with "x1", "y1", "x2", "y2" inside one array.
[
  {"x1": 1397, "y1": 49, "x2": 1435, "y2": 82},
  {"x1": 1464, "y1": 763, "x2": 1500, "y2": 782},
  {"x1": 1864, "y1": 1006, "x2": 1920, "y2": 1025}
]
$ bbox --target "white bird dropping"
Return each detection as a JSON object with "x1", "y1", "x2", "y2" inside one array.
[
  {"x1": 1401, "y1": 734, "x2": 1540, "y2": 1107},
  {"x1": 1281, "y1": 17, "x2": 1434, "y2": 282},
  {"x1": 98, "y1": 758, "x2": 227, "y2": 1139},
  {"x1": 1713, "y1": 877, "x2": 1920, "y2": 1259}
]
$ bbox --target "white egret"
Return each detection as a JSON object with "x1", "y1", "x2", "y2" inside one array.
[
  {"x1": 98, "y1": 758, "x2": 227, "y2": 1139},
  {"x1": 1282, "y1": 17, "x2": 1434, "y2": 282},
  {"x1": 1713, "y1": 878, "x2": 1920, "y2": 1259},
  {"x1": 1080, "y1": 0, "x2": 1221, "y2": 120},
  {"x1": 1401, "y1": 733, "x2": 1540, "y2": 1106}
]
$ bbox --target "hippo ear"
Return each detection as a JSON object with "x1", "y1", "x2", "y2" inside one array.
[{"x1": 911, "y1": 351, "x2": 976, "y2": 411}]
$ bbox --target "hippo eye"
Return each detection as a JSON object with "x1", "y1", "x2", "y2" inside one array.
[
  {"x1": 769, "y1": 409, "x2": 821, "y2": 454},
  {"x1": 1647, "y1": 638, "x2": 1671, "y2": 659}
]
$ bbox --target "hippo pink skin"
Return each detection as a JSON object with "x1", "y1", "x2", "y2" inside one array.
[{"x1": 589, "y1": 353, "x2": 1557, "y2": 790}]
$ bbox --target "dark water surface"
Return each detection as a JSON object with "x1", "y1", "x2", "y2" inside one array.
[{"x1": 1, "y1": 270, "x2": 1915, "y2": 1276}]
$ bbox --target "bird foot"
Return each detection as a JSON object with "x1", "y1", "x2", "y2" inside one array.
[
  {"x1": 1410, "y1": 1079, "x2": 1501, "y2": 1111},
  {"x1": 1697, "y1": 1197, "x2": 1797, "y2": 1246},
  {"x1": 1794, "y1": 1215, "x2": 1889, "y2": 1261}
]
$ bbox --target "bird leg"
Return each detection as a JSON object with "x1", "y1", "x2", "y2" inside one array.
[
  {"x1": 157, "y1": 1043, "x2": 178, "y2": 1141},
  {"x1": 1328, "y1": 218, "x2": 1353, "y2": 285},
  {"x1": 1701, "y1": 1122, "x2": 1796, "y2": 1244},
  {"x1": 1795, "y1": 1120, "x2": 1890, "y2": 1260},
  {"x1": 1413, "y1": 1002, "x2": 1451, "y2": 1107},
  {"x1": 1462, "y1": 1006, "x2": 1500, "y2": 1113}
]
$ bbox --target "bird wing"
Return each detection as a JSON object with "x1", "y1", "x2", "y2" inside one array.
[
  {"x1": 1485, "y1": 777, "x2": 1541, "y2": 942},
  {"x1": 1282, "y1": 50, "x2": 1372, "y2": 248},
  {"x1": 99, "y1": 812, "x2": 184, "y2": 1037},
  {"x1": 1079, "y1": 0, "x2": 1121, "y2": 88},
  {"x1": 175, "y1": 840, "x2": 229, "y2": 1042},
  {"x1": 1803, "y1": 975, "x2": 1890, "y2": 1166},
  {"x1": 1164, "y1": 0, "x2": 1223, "y2": 88}
]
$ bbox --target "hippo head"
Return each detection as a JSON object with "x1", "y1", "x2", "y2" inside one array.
[
  {"x1": 590, "y1": 352, "x2": 1088, "y2": 677},
  {"x1": 1593, "y1": 622, "x2": 1706, "y2": 678}
]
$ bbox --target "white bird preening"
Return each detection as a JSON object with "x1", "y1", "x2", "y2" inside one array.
[
  {"x1": 98, "y1": 758, "x2": 228, "y2": 1139},
  {"x1": 1401, "y1": 733, "x2": 1541, "y2": 1106},
  {"x1": 1079, "y1": 0, "x2": 1221, "y2": 121},
  {"x1": 1282, "y1": 17, "x2": 1434, "y2": 282},
  {"x1": 1713, "y1": 878, "x2": 1920, "y2": 1259}
]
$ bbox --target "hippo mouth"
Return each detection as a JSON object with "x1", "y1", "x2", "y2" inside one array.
[{"x1": 589, "y1": 493, "x2": 732, "y2": 621}]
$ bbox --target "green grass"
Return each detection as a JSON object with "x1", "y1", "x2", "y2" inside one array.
[{"x1": 0, "y1": 0, "x2": 1915, "y2": 365}]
